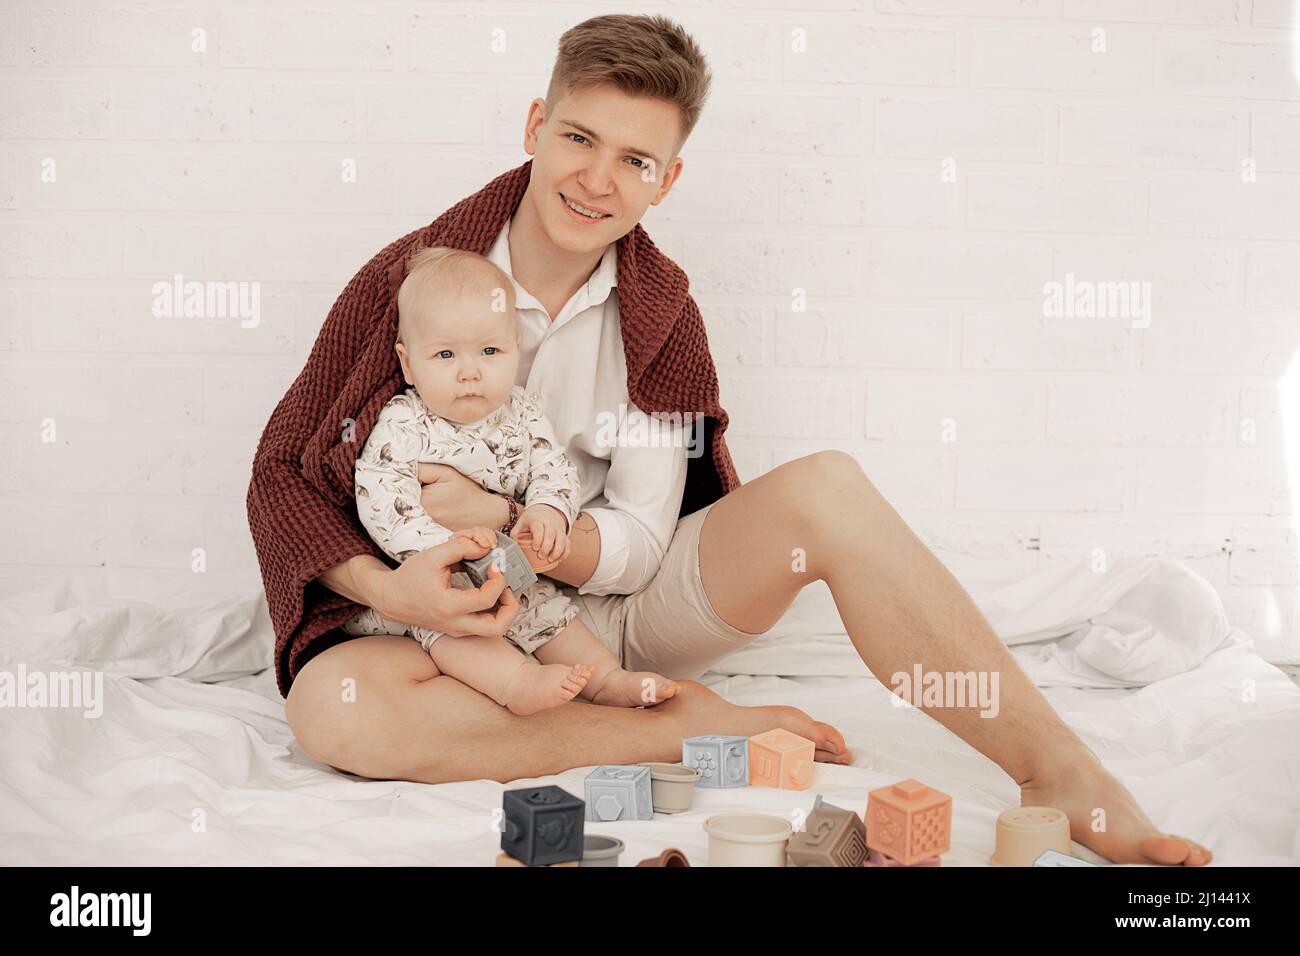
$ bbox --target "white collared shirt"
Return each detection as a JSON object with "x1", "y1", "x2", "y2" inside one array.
[{"x1": 484, "y1": 216, "x2": 689, "y2": 596}]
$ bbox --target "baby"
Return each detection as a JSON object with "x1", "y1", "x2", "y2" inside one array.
[{"x1": 341, "y1": 245, "x2": 679, "y2": 716}]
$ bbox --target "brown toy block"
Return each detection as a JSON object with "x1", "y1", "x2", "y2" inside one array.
[
  {"x1": 748, "y1": 728, "x2": 816, "y2": 790},
  {"x1": 865, "y1": 778, "x2": 952, "y2": 866},
  {"x1": 787, "y1": 795, "x2": 868, "y2": 867}
]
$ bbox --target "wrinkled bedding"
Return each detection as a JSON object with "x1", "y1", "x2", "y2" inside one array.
[{"x1": 1, "y1": 559, "x2": 1296, "y2": 866}]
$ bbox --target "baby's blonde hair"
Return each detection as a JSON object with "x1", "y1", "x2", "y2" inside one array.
[{"x1": 396, "y1": 245, "x2": 518, "y2": 344}]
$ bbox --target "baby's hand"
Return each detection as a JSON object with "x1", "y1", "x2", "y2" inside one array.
[
  {"x1": 510, "y1": 505, "x2": 570, "y2": 564},
  {"x1": 452, "y1": 526, "x2": 499, "y2": 554}
]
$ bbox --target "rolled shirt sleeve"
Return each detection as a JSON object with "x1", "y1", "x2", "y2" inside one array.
[{"x1": 578, "y1": 412, "x2": 690, "y2": 597}]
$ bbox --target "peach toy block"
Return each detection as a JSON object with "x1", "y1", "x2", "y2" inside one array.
[
  {"x1": 513, "y1": 530, "x2": 561, "y2": 573},
  {"x1": 748, "y1": 728, "x2": 816, "y2": 790},
  {"x1": 865, "y1": 778, "x2": 952, "y2": 866}
]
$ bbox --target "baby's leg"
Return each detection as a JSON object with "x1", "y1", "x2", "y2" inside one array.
[
  {"x1": 426, "y1": 633, "x2": 593, "y2": 718},
  {"x1": 534, "y1": 619, "x2": 679, "y2": 708}
]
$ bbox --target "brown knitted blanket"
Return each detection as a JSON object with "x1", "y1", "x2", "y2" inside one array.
[{"x1": 246, "y1": 158, "x2": 741, "y2": 698}]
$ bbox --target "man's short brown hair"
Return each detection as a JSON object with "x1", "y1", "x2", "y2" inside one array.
[{"x1": 547, "y1": 14, "x2": 712, "y2": 158}]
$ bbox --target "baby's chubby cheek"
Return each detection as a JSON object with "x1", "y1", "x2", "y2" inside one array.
[{"x1": 411, "y1": 364, "x2": 459, "y2": 416}]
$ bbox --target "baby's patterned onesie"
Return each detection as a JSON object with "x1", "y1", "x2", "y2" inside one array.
[{"x1": 342, "y1": 385, "x2": 582, "y2": 656}]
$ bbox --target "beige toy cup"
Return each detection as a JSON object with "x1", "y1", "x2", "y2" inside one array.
[
  {"x1": 703, "y1": 813, "x2": 793, "y2": 867},
  {"x1": 639, "y1": 762, "x2": 701, "y2": 814},
  {"x1": 581, "y1": 834, "x2": 625, "y2": 867},
  {"x1": 989, "y1": 806, "x2": 1073, "y2": 866}
]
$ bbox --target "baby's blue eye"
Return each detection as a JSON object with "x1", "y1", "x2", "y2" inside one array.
[
  {"x1": 436, "y1": 349, "x2": 453, "y2": 359},
  {"x1": 483, "y1": 347, "x2": 498, "y2": 355}
]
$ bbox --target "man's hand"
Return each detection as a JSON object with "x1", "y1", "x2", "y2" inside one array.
[
  {"x1": 373, "y1": 532, "x2": 519, "y2": 637},
  {"x1": 418, "y1": 463, "x2": 509, "y2": 532},
  {"x1": 509, "y1": 504, "x2": 570, "y2": 564}
]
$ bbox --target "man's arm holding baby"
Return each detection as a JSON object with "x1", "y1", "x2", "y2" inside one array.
[
  {"x1": 414, "y1": 404, "x2": 689, "y2": 596},
  {"x1": 317, "y1": 400, "x2": 520, "y2": 636},
  {"x1": 317, "y1": 541, "x2": 517, "y2": 639},
  {"x1": 415, "y1": 465, "x2": 601, "y2": 588}
]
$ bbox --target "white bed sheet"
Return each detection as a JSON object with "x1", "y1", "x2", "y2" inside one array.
[{"x1": 1, "y1": 560, "x2": 1297, "y2": 866}]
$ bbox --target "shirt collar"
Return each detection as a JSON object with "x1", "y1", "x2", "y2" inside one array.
[{"x1": 485, "y1": 216, "x2": 618, "y2": 315}]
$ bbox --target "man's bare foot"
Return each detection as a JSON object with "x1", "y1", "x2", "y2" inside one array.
[
  {"x1": 502, "y1": 663, "x2": 593, "y2": 717},
  {"x1": 652, "y1": 680, "x2": 851, "y2": 766},
  {"x1": 587, "y1": 669, "x2": 679, "y2": 708},
  {"x1": 1020, "y1": 747, "x2": 1213, "y2": 866}
]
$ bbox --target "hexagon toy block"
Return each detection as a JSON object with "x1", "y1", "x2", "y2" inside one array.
[
  {"x1": 865, "y1": 778, "x2": 952, "y2": 866},
  {"x1": 584, "y1": 765, "x2": 654, "y2": 822},
  {"x1": 501, "y1": 784, "x2": 584, "y2": 866},
  {"x1": 748, "y1": 728, "x2": 816, "y2": 790},
  {"x1": 683, "y1": 735, "x2": 749, "y2": 788},
  {"x1": 787, "y1": 795, "x2": 868, "y2": 867}
]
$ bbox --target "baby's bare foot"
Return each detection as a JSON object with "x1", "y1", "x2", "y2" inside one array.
[
  {"x1": 502, "y1": 663, "x2": 593, "y2": 717},
  {"x1": 588, "y1": 669, "x2": 679, "y2": 708}
]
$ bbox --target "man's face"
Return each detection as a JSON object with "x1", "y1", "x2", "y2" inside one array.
[
  {"x1": 395, "y1": 285, "x2": 522, "y2": 425},
  {"x1": 522, "y1": 82, "x2": 685, "y2": 254}
]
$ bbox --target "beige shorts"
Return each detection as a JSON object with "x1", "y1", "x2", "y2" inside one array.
[{"x1": 558, "y1": 500, "x2": 766, "y2": 680}]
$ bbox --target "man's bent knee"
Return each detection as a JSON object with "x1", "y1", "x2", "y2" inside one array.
[
  {"x1": 807, "y1": 449, "x2": 874, "y2": 495},
  {"x1": 775, "y1": 450, "x2": 879, "y2": 525},
  {"x1": 284, "y1": 637, "x2": 426, "y2": 773},
  {"x1": 284, "y1": 646, "x2": 367, "y2": 771}
]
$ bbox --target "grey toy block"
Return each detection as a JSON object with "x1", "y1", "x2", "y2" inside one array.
[
  {"x1": 462, "y1": 530, "x2": 538, "y2": 594},
  {"x1": 682, "y1": 735, "x2": 749, "y2": 788},
  {"x1": 501, "y1": 785, "x2": 584, "y2": 866},
  {"x1": 584, "y1": 765, "x2": 654, "y2": 822},
  {"x1": 787, "y1": 795, "x2": 868, "y2": 867}
]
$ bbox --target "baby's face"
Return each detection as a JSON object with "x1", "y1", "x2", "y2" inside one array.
[{"x1": 396, "y1": 286, "x2": 521, "y2": 424}]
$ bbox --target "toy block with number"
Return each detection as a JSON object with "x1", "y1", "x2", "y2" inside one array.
[
  {"x1": 683, "y1": 735, "x2": 749, "y2": 788},
  {"x1": 748, "y1": 728, "x2": 816, "y2": 790},
  {"x1": 787, "y1": 795, "x2": 868, "y2": 867}
]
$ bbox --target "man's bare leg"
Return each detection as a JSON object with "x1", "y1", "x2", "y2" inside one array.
[
  {"x1": 284, "y1": 633, "x2": 850, "y2": 785},
  {"x1": 696, "y1": 450, "x2": 1212, "y2": 866}
]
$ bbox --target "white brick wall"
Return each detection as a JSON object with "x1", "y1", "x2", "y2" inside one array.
[{"x1": 2, "y1": 1, "x2": 1298, "y2": 659}]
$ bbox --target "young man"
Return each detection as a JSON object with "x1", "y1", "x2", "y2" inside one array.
[{"x1": 249, "y1": 14, "x2": 1210, "y2": 866}]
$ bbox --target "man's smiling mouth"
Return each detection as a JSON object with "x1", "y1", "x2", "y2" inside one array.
[{"x1": 559, "y1": 192, "x2": 612, "y2": 220}]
